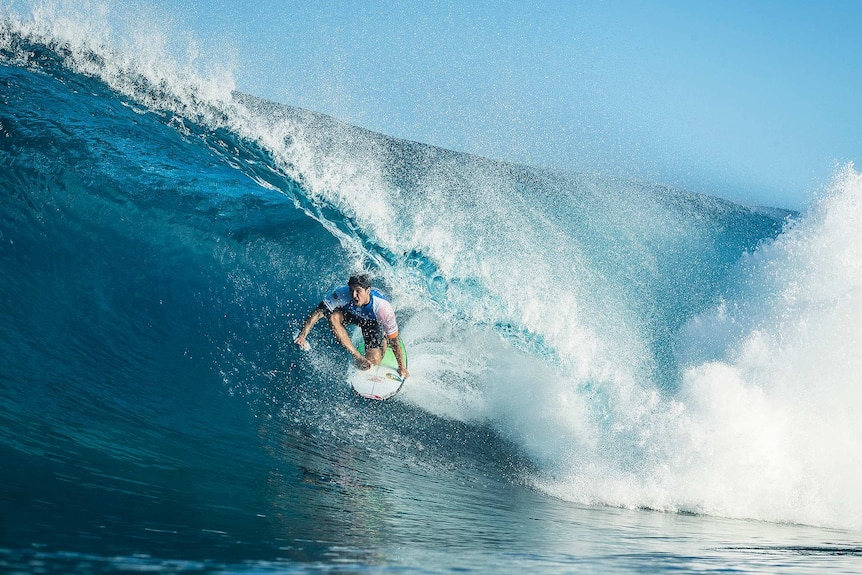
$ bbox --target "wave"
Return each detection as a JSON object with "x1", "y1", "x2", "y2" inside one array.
[{"x1": 2, "y1": 1, "x2": 860, "y2": 536}]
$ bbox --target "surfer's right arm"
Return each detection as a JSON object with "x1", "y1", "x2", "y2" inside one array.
[{"x1": 294, "y1": 303, "x2": 326, "y2": 350}]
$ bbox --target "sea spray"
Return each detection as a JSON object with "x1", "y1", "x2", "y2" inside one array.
[
  {"x1": 539, "y1": 166, "x2": 862, "y2": 530},
  {"x1": 673, "y1": 165, "x2": 862, "y2": 528}
]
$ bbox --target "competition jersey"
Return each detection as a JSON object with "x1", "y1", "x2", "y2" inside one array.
[{"x1": 322, "y1": 286, "x2": 399, "y2": 338}]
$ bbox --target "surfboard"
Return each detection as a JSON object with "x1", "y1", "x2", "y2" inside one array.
[{"x1": 348, "y1": 339, "x2": 407, "y2": 400}]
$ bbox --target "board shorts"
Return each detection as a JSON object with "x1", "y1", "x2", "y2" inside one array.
[{"x1": 341, "y1": 309, "x2": 386, "y2": 350}]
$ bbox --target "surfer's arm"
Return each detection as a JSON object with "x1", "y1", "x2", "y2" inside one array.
[
  {"x1": 326, "y1": 310, "x2": 371, "y2": 369},
  {"x1": 389, "y1": 334, "x2": 410, "y2": 379},
  {"x1": 294, "y1": 304, "x2": 326, "y2": 349}
]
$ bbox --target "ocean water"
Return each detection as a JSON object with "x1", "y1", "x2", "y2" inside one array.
[{"x1": 2, "y1": 5, "x2": 862, "y2": 574}]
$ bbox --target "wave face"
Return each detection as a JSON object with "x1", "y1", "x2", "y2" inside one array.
[{"x1": 2, "y1": 5, "x2": 861, "y2": 570}]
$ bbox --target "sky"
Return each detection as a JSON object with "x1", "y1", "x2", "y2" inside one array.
[{"x1": 101, "y1": 1, "x2": 862, "y2": 209}]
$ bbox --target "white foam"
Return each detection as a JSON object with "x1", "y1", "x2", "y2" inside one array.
[
  {"x1": 540, "y1": 166, "x2": 862, "y2": 530},
  {"x1": 671, "y1": 165, "x2": 862, "y2": 528}
]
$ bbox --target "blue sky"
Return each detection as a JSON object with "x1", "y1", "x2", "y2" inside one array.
[{"x1": 138, "y1": 2, "x2": 861, "y2": 208}]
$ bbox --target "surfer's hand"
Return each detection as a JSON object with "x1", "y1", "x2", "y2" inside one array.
[
  {"x1": 398, "y1": 368, "x2": 410, "y2": 380},
  {"x1": 355, "y1": 356, "x2": 372, "y2": 370},
  {"x1": 294, "y1": 335, "x2": 310, "y2": 351}
]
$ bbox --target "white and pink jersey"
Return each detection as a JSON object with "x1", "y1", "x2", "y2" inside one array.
[{"x1": 322, "y1": 286, "x2": 399, "y2": 339}]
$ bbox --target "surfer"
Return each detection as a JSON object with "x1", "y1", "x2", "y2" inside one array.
[{"x1": 294, "y1": 274, "x2": 410, "y2": 379}]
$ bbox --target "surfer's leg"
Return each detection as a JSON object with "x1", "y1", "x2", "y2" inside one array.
[
  {"x1": 365, "y1": 346, "x2": 384, "y2": 365},
  {"x1": 361, "y1": 324, "x2": 385, "y2": 365}
]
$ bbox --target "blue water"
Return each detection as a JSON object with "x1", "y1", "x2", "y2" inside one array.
[{"x1": 2, "y1": 7, "x2": 862, "y2": 574}]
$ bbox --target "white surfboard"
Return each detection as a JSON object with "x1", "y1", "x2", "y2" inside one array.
[
  {"x1": 349, "y1": 339, "x2": 407, "y2": 400},
  {"x1": 349, "y1": 363, "x2": 404, "y2": 400}
]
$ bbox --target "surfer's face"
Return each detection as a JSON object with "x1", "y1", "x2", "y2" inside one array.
[{"x1": 350, "y1": 285, "x2": 371, "y2": 306}]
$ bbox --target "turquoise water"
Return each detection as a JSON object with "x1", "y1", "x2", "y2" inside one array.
[{"x1": 2, "y1": 7, "x2": 861, "y2": 574}]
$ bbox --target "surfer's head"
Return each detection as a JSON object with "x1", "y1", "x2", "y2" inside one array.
[
  {"x1": 348, "y1": 274, "x2": 371, "y2": 289},
  {"x1": 348, "y1": 274, "x2": 372, "y2": 305}
]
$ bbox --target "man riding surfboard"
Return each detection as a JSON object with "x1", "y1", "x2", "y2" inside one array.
[{"x1": 294, "y1": 274, "x2": 409, "y2": 380}]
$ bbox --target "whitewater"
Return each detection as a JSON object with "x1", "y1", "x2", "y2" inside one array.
[{"x1": 1, "y1": 4, "x2": 860, "y2": 573}]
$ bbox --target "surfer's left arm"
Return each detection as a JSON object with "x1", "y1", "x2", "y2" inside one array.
[{"x1": 389, "y1": 334, "x2": 410, "y2": 380}]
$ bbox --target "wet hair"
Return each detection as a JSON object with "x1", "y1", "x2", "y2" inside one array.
[{"x1": 347, "y1": 274, "x2": 371, "y2": 289}]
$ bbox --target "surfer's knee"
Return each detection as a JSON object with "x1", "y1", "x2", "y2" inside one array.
[{"x1": 365, "y1": 347, "x2": 384, "y2": 365}]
